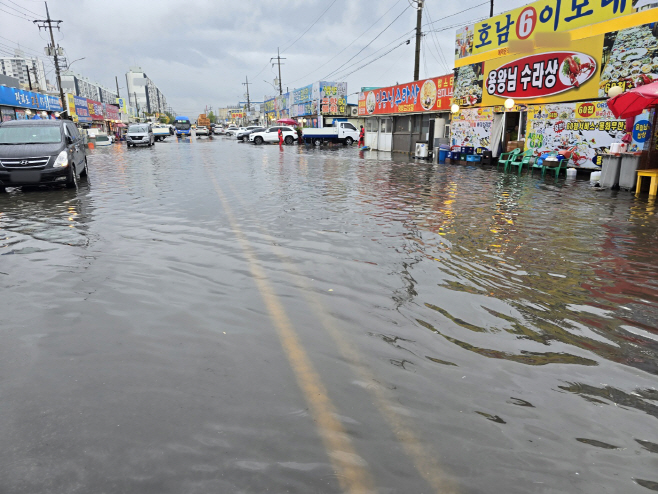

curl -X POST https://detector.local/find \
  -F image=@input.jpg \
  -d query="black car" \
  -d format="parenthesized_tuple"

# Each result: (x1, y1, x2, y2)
(0, 120, 88, 191)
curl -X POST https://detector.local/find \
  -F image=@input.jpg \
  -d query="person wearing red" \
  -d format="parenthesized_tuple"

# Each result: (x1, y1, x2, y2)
(358, 125, 365, 147)
(278, 128, 283, 146)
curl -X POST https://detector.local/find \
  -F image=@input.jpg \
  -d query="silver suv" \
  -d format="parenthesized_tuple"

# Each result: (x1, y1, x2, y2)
(126, 124, 155, 147)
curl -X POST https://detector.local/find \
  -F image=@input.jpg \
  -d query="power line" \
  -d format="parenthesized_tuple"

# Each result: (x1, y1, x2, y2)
(423, 3, 450, 74)
(281, 0, 337, 54)
(4, 0, 41, 16)
(422, 1, 488, 27)
(0, 7, 33, 21)
(335, 39, 411, 80)
(0, 1, 33, 18)
(287, 0, 404, 85)
(323, 4, 411, 80)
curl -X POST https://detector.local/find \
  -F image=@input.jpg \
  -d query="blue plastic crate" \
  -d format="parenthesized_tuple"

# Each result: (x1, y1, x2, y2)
(466, 154, 481, 162)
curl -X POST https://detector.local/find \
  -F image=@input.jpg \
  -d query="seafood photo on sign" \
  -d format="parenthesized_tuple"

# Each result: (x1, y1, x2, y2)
(453, 62, 483, 106)
(599, 23, 658, 97)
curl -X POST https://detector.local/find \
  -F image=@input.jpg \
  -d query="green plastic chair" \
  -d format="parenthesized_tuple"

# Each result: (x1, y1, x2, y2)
(542, 155, 567, 179)
(506, 149, 534, 175)
(530, 151, 558, 176)
(496, 148, 521, 171)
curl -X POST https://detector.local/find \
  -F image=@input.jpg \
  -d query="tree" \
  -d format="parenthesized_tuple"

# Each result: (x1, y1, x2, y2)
(208, 111, 216, 124)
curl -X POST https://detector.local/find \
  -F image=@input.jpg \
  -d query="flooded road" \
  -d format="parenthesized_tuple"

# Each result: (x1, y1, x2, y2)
(1, 136, 657, 493)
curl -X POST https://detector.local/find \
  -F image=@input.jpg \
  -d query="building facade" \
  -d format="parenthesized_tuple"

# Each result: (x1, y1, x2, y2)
(126, 66, 167, 116)
(0, 54, 47, 92)
(61, 71, 117, 104)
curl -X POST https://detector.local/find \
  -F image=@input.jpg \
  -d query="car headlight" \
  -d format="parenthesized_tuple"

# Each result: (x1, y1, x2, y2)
(53, 149, 69, 168)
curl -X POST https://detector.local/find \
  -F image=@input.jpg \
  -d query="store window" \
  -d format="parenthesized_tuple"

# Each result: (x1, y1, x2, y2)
(412, 115, 421, 133)
(1, 107, 15, 122)
(421, 115, 430, 139)
(381, 118, 391, 133)
(366, 119, 377, 132)
(395, 116, 411, 133)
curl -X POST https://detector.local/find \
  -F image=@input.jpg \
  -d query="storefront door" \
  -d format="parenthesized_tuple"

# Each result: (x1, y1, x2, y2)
(378, 118, 392, 152)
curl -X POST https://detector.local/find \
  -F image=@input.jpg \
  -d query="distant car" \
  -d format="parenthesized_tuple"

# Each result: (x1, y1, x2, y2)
(225, 126, 243, 137)
(196, 126, 209, 136)
(249, 126, 297, 145)
(213, 126, 225, 135)
(94, 134, 112, 147)
(0, 119, 88, 190)
(236, 126, 264, 142)
(126, 123, 155, 147)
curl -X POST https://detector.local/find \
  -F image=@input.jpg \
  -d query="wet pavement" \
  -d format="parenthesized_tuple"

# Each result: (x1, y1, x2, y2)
(1, 135, 658, 493)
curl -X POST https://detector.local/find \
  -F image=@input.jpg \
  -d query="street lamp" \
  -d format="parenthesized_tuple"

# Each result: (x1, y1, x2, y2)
(66, 57, 86, 70)
(25, 109, 32, 116)
(504, 98, 515, 110)
(450, 104, 460, 113)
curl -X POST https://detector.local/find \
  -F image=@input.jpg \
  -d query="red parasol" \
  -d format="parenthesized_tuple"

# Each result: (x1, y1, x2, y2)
(276, 118, 298, 126)
(607, 81, 658, 119)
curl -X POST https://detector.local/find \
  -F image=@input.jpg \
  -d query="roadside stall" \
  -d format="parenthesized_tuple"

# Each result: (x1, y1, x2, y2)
(358, 75, 453, 154)
(450, 0, 658, 170)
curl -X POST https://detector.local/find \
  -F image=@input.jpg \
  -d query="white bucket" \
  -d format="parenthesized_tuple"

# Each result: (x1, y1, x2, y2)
(590, 171, 602, 182)
(610, 143, 621, 153)
(566, 168, 577, 178)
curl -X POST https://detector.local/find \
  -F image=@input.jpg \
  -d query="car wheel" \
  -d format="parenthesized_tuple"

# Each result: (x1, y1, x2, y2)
(65, 162, 78, 189)
(242, 136, 249, 142)
(313, 138, 322, 146)
(285, 136, 294, 145)
(345, 137, 354, 146)
(80, 157, 89, 179)
(254, 136, 263, 145)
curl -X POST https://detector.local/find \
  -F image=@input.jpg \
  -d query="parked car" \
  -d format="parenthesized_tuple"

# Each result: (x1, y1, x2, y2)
(236, 126, 264, 142)
(94, 134, 112, 147)
(126, 124, 155, 147)
(213, 126, 225, 135)
(302, 121, 359, 146)
(0, 119, 88, 190)
(249, 126, 297, 145)
(225, 126, 244, 137)
(196, 126, 209, 136)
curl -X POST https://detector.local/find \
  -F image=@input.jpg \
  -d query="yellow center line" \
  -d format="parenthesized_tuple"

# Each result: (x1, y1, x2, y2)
(207, 173, 376, 494)
(224, 179, 458, 494)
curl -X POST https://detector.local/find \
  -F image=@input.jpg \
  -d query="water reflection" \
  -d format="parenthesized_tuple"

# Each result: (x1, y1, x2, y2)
(0, 184, 93, 252)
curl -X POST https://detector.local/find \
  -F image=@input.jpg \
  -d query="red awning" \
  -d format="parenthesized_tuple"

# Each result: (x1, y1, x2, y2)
(277, 118, 297, 126)
(607, 81, 658, 119)
(115, 123, 127, 127)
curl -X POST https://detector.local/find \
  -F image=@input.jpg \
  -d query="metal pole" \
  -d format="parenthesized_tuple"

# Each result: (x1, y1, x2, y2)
(115, 76, 120, 98)
(413, 0, 423, 81)
(490, 0, 494, 17)
(26, 64, 33, 90)
(44, 2, 66, 119)
(276, 48, 282, 96)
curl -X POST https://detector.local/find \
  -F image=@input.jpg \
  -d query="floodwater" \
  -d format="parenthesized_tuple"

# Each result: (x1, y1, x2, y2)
(1, 136, 657, 494)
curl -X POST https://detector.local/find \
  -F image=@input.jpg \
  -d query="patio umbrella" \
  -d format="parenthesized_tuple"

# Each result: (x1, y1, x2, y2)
(607, 80, 658, 119)
(31, 114, 42, 119)
(276, 118, 297, 126)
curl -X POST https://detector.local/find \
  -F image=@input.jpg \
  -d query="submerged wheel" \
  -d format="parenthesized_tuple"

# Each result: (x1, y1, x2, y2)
(313, 138, 322, 146)
(285, 136, 294, 145)
(80, 157, 89, 179)
(65, 162, 78, 189)
(254, 136, 263, 145)
(345, 137, 354, 146)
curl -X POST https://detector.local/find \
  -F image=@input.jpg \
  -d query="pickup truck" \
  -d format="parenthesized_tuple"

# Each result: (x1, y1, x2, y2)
(302, 121, 359, 146)
(152, 124, 171, 141)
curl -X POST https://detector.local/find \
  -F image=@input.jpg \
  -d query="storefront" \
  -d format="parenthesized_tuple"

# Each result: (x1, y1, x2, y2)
(290, 84, 319, 128)
(87, 99, 105, 130)
(358, 74, 453, 153)
(104, 103, 121, 136)
(0, 85, 62, 122)
(451, 0, 658, 169)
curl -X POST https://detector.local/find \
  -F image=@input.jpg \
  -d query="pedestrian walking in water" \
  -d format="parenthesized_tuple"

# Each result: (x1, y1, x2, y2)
(278, 128, 283, 146)
(358, 125, 365, 147)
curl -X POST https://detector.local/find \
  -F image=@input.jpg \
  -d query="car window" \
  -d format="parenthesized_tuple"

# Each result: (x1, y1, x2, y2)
(282, 127, 292, 132)
(343, 123, 357, 131)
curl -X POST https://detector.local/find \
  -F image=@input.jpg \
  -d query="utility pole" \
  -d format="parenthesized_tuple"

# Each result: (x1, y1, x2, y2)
(271, 48, 285, 96)
(134, 91, 139, 118)
(413, 0, 424, 81)
(34, 2, 67, 118)
(26, 65, 33, 90)
(242, 76, 251, 113)
(115, 76, 120, 98)
(490, 0, 494, 17)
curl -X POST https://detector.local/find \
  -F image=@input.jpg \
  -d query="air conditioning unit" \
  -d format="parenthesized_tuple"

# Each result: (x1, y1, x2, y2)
(415, 142, 428, 159)
(350, 107, 358, 117)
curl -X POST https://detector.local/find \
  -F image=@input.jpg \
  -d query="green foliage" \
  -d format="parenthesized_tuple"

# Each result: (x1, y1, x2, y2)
(208, 111, 216, 124)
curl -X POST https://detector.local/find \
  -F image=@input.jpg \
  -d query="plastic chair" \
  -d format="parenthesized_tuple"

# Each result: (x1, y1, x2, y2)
(496, 148, 521, 171)
(530, 151, 557, 176)
(542, 155, 567, 178)
(506, 149, 533, 175)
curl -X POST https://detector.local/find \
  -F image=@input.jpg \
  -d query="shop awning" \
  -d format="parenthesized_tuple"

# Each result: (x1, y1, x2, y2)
(608, 81, 658, 119)
(277, 118, 297, 126)
(115, 123, 127, 127)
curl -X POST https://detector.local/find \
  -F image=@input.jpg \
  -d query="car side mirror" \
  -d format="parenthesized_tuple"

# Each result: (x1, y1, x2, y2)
(66, 135, 74, 145)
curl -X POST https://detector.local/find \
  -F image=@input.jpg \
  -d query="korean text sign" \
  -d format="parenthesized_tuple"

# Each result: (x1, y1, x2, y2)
(481, 34, 603, 105)
(471, 0, 631, 57)
(360, 75, 454, 116)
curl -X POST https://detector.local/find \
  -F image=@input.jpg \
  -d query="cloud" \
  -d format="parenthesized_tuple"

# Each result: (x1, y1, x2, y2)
(2, 0, 527, 113)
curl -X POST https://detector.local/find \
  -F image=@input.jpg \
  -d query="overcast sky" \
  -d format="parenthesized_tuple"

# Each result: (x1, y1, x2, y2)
(1, 0, 527, 115)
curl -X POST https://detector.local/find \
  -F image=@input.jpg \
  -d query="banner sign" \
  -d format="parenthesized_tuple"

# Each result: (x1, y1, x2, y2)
(454, 34, 604, 106)
(105, 104, 120, 121)
(465, 0, 632, 59)
(359, 75, 454, 115)
(319, 81, 347, 115)
(74, 96, 91, 123)
(450, 107, 494, 149)
(87, 99, 104, 120)
(291, 84, 312, 105)
(0, 86, 62, 112)
(525, 101, 640, 168)
(598, 23, 658, 97)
